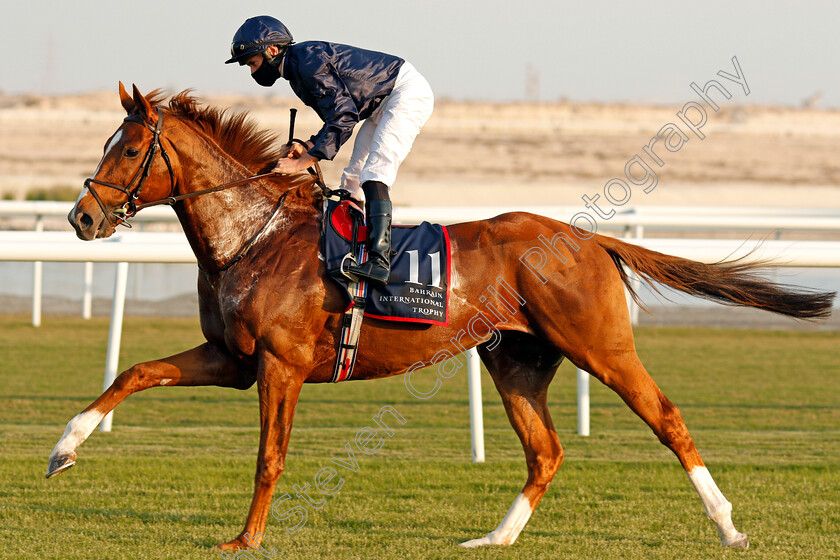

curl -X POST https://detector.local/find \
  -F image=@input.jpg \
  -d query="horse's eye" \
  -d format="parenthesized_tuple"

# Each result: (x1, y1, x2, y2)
(124, 147, 141, 158)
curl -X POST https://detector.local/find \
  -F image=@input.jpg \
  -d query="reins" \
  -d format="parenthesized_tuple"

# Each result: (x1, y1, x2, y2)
(84, 108, 328, 224)
(132, 172, 277, 211)
(84, 106, 329, 273)
(134, 152, 327, 212)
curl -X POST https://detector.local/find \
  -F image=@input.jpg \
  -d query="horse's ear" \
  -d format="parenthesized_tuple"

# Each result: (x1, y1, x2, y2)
(118, 82, 134, 114)
(131, 84, 157, 125)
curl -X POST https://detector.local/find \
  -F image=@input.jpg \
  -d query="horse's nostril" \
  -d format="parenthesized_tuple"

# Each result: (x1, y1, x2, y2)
(79, 213, 94, 229)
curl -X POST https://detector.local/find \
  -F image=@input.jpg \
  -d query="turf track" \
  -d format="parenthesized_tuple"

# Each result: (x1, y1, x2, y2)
(0, 316, 837, 559)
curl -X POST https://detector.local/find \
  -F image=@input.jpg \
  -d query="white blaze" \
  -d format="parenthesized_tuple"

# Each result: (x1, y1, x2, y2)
(74, 186, 89, 206)
(94, 130, 124, 177)
(74, 130, 124, 210)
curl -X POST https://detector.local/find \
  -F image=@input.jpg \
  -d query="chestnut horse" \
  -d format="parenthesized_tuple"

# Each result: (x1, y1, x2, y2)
(50, 85, 834, 551)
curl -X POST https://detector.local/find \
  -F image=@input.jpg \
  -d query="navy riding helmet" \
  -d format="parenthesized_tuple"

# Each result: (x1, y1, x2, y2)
(225, 16, 294, 65)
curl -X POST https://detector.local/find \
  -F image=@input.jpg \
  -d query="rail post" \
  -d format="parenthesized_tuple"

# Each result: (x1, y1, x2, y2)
(82, 262, 94, 319)
(99, 258, 129, 432)
(31, 215, 44, 327)
(577, 367, 590, 436)
(466, 348, 485, 463)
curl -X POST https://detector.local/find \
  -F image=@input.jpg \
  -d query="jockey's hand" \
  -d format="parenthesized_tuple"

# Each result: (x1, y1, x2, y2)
(278, 141, 309, 158)
(272, 150, 319, 175)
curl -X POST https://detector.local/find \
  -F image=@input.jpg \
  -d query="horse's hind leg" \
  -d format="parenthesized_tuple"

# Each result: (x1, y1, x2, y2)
(461, 332, 564, 548)
(46, 342, 252, 478)
(562, 313, 749, 548)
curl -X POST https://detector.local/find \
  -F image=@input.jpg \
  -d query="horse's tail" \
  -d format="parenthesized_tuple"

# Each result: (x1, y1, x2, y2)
(596, 235, 836, 320)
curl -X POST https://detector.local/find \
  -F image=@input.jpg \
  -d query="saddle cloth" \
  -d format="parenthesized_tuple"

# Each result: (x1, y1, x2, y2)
(323, 199, 450, 326)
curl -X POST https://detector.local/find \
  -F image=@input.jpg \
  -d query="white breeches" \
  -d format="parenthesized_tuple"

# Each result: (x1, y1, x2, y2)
(341, 62, 434, 200)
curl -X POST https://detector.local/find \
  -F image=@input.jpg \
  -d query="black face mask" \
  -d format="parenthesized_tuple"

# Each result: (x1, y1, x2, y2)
(251, 53, 282, 87)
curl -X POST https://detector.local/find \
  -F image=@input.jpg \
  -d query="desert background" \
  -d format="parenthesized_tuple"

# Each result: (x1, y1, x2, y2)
(1, 92, 838, 327)
(2, 91, 840, 209)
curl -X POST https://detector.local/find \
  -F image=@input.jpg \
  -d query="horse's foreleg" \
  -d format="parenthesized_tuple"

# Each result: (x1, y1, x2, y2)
(217, 352, 303, 552)
(46, 342, 251, 478)
(461, 336, 564, 548)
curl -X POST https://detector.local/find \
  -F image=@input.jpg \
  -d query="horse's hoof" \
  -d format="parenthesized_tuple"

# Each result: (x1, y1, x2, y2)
(724, 532, 749, 549)
(459, 533, 507, 547)
(45, 451, 77, 479)
(215, 538, 248, 551)
(460, 537, 491, 548)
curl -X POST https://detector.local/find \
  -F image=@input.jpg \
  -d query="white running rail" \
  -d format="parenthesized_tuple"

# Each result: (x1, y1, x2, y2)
(1, 230, 838, 449)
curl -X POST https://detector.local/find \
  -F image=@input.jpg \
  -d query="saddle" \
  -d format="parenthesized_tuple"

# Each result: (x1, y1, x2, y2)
(321, 193, 451, 381)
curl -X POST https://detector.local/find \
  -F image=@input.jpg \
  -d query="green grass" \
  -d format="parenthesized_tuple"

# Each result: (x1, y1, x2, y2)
(0, 315, 838, 559)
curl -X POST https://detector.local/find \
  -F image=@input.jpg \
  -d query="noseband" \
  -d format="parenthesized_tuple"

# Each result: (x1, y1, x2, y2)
(83, 107, 176, 228)
(82, 107, 330, 231)
(79, 108, 330, 271)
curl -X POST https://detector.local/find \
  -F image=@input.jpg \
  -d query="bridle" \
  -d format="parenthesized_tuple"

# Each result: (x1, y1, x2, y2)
(81, 106, 329, 273)
(83, 107, 326, 230)
(84, 108, 177, 228)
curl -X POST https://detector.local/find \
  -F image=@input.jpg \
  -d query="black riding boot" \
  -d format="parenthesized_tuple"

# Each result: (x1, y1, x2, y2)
(348, 181, 392, 287)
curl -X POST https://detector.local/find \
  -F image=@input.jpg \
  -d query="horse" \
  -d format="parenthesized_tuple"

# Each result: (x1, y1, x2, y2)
(50, 84, 835, 552)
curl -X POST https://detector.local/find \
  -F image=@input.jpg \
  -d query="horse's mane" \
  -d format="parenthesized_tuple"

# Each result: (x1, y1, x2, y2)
(145, 89, 320, 201)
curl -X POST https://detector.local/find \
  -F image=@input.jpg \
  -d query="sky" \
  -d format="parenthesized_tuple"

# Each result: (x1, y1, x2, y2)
(1, 1, 839, 107)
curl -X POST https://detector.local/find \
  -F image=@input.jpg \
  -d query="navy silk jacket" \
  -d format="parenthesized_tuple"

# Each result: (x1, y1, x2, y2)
(280, 41, 405, 161)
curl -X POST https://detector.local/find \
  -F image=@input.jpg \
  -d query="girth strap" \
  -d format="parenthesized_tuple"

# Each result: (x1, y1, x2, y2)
(331, 248, 369, 383)
(330, 205, 369, 383)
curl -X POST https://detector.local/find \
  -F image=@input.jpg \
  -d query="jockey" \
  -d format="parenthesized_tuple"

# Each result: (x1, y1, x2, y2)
(226, 15, 434, 287)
